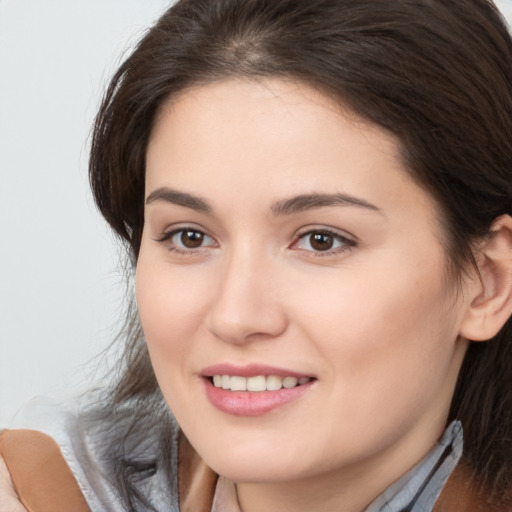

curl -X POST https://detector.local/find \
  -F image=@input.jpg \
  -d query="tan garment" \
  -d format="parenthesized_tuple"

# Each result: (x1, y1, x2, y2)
(1, 428, 510, 512)
(434, 464, 510, 512)
(178, 432, 218, 512)
(0, 430, 89, 512)
(0, 450, 29, 512)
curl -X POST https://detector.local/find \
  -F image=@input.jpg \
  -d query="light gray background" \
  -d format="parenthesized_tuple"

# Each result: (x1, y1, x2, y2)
(1, 0, 511, 425)
(0, 0, 173, 425)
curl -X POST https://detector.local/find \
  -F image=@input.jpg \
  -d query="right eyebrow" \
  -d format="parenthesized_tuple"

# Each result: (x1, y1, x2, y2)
(145, 187, 212, 213)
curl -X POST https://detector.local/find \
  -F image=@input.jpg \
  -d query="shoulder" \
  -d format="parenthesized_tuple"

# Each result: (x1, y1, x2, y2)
(0, 429, 89, 511)
(1, 397, 182, 511)
(0, 451, 28, 512)
(2, 397, 125, 510)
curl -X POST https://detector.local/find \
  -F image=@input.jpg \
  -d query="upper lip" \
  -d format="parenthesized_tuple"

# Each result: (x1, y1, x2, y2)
(200, 363, 314, 379)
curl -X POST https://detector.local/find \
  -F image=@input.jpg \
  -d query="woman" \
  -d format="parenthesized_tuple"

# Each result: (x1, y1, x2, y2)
(2, 0, 512, 510)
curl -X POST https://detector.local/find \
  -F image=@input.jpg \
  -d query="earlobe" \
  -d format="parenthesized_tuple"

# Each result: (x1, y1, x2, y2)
(459, 214, 512, 342)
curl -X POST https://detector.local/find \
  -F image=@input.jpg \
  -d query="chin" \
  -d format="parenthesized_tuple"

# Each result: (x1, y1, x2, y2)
(198, 437, 321, 483)
(208, 456, 301, 483)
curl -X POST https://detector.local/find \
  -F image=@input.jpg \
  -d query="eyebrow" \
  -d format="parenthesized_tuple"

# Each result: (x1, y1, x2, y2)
(145, 187, 380, 216)
(145, 187, 212, 213)
(270, 193, 381, 216)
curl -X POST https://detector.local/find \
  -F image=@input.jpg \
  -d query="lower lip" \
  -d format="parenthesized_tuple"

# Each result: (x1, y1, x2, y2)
(203, 378, 314, 416)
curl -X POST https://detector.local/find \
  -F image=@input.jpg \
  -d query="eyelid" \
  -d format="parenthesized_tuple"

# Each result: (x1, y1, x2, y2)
(154, 224, 219, 251)
(154, 221, 208, 241)
(296, 223, 355, 237)
(152, 223, 355, 256)
(291, 226, 356, 255)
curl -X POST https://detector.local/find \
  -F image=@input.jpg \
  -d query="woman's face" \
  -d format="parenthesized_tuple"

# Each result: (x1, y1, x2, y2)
(137, 79, 470, 489)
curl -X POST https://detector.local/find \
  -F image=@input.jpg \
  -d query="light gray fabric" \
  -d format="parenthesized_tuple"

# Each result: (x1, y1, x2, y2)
(9, 397, 462, 512)
(9, 396, 180, 512)
(364, 421, 463, 512)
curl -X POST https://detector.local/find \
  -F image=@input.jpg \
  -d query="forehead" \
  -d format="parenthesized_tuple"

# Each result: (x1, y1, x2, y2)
(148, 80, 394, 175)
(145, 78, 436, 225)
(149, 78, 398, 153)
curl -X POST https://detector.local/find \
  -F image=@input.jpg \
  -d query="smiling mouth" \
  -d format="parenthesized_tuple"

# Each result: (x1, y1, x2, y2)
(210, 375, 313, 392)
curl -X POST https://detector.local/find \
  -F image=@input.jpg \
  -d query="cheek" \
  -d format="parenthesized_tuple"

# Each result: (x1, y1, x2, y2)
(135, 256, 215, 418)
(135, 255, 210, 367)
(292, 250, 460, 412)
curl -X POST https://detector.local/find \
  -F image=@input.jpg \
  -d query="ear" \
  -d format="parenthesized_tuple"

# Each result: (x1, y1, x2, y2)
(459, 214, 512, 342)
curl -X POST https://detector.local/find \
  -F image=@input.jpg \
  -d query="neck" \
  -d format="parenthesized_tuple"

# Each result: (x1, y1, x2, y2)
(235, 419, 448, 512)
(236, 470, 379, 512)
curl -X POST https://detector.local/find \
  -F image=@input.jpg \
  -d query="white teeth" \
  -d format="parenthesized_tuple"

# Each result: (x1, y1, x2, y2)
(266, 375, 283, 391)
(247, 375, 266, 392)
(211, 374, 312, 391)
(230, 376, 247, 391)
(282, 376, 298, 389)
(221, 375, 231, 389)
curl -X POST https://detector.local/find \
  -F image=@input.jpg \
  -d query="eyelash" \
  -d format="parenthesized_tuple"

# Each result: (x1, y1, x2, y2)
(292, 228, 355, 257)
(155, 227, 355, 256)
(155, 228, 217, 255)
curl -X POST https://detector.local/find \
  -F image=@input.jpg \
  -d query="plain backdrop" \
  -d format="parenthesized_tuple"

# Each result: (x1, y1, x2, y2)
(0, 0, 173, 425)
(1, 0, 511, 426)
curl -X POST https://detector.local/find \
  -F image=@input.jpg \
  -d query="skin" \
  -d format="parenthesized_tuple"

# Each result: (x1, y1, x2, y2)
(0, 456, 27, 512)
(136, 78, 473, 512)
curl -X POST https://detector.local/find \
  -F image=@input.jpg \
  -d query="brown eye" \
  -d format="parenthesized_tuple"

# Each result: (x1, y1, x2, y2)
(294, 229, 352, 254)
(157, 227, 217, 252)
(180, 230, 205, 248)
(309, 232, 334, 251)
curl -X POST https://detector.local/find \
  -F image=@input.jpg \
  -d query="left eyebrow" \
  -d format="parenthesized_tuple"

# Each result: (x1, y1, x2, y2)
(270, 193, 381, 216)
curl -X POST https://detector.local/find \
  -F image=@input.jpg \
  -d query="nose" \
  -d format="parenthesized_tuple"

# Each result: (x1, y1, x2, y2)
(206, 248, 288, 345)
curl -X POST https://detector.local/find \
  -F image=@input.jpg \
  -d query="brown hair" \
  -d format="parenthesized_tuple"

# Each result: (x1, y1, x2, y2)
(90, 0, 512, 506)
